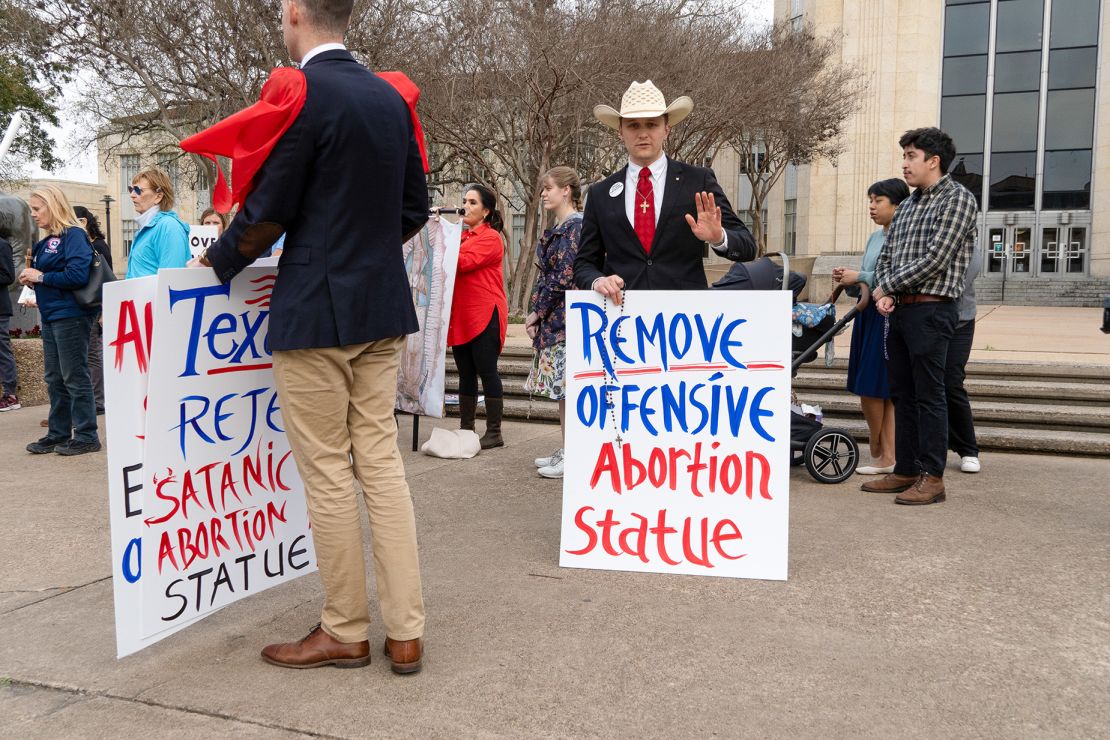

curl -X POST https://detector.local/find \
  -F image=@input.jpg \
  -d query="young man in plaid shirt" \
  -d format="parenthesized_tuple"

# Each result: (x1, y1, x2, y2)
(862, 127, 978, 505)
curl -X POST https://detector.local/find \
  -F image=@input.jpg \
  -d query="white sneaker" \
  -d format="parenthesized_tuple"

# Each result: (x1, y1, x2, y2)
(535, 448, 563, 468)
(856, 464, 895, 475)
(960, 456, 981, 473)
(538, 458, 564, 479)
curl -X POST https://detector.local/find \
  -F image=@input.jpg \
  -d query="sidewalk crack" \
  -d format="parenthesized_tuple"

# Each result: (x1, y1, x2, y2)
(0, 576, 111, 616)
(5, 678, 346, 739)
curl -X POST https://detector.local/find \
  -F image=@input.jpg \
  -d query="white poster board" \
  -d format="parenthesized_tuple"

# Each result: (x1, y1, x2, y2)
(559, 290, 792, 580)
(104, 276, 203, 657)
(137, 267, 316, 637)
(396, 219, 462, 417)
(188, 224, 219, 259)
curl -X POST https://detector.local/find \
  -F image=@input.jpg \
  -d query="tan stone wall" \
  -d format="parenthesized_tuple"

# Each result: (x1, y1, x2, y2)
(773, 0, 943, 259)
(1091, 2, 1110, 278)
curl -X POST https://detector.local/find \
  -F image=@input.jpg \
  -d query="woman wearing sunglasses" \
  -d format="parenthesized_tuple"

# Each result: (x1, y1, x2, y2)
(124, 166, 190, 279)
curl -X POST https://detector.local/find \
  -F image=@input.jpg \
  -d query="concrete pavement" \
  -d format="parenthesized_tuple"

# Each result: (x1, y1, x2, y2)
(1, 405, 1108, 738)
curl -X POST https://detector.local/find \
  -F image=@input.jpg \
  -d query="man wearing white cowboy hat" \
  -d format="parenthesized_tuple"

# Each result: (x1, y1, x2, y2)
(574, 80, 755, 301)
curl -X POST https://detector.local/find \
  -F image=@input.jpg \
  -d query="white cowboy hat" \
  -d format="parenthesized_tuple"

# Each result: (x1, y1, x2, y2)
(593, 80, 694, 130)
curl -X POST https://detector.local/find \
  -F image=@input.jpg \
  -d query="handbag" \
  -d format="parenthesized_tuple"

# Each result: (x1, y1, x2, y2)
(73, 246, 118, 310)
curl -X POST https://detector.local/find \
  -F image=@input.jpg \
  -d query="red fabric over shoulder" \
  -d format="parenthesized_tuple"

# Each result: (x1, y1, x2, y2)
(179, 67, 307, 214)
(378, 71, 430, 173)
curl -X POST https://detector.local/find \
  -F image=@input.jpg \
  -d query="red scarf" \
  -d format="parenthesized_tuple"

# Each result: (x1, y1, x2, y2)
(180, 68, 430, 214)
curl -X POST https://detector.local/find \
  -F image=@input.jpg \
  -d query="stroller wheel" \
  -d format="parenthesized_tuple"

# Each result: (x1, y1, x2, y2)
(804, 428, 859, 484)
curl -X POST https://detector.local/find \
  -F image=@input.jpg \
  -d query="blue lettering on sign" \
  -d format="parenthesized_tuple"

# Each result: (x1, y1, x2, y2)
(169, 283, 272, 377)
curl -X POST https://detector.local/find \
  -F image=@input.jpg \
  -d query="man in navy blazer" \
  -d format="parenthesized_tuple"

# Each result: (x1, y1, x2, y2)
(194, 0, 427, 674)
(574, 81, 756, 301)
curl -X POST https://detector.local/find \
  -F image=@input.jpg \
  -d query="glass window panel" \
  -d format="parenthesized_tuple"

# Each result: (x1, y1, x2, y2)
(989, 152, 1037, 210)
(1040, 227, 1060, 274)
(941, 95, 986, 152)
(1066, 229, 1087, 273)
(996, 0, 1045, 53)
(949, 153, 984, 206)
(987, 228, 1005, 273)
(991, 93, 1040, 151)
(994, 51, 1041, 92)
(1011, 227, 1032, 273)
(943, 55, 988, 95)
(1049, 47, 1098, 89)
(944, 4, 990, 56)
(1050, 0, 1100, 48)
(1045, 89, 1095, 149)
(1042, 149, 1092, 210)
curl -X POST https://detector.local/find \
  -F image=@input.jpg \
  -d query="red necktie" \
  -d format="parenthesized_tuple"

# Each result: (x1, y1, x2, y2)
(634, 167, 656, 254)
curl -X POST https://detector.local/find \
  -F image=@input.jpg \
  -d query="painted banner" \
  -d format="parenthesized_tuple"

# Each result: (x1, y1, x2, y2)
(396, 218, 462, 417)
(559, 290, 792, 580)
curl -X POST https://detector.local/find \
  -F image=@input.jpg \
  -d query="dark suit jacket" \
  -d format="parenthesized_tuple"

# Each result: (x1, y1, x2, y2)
(574, 157, 755, 290)
(0, 237, 13, 317)
(207, 49, 427, 351)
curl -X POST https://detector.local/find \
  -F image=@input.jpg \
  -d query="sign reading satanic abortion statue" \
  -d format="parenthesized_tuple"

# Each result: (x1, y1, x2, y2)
(559, 290, 792, 580)
(103, 268, 316, 657)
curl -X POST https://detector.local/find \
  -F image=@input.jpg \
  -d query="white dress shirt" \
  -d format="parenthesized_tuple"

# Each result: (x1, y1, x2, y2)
(625, 155, 667, 227)
(299, 42, 347, 67)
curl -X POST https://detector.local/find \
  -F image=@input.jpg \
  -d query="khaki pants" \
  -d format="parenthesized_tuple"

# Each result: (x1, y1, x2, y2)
(273, 336, 425, 643)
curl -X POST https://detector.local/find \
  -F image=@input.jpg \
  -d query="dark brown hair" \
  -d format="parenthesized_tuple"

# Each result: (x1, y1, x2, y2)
(465, 183, 505, 232)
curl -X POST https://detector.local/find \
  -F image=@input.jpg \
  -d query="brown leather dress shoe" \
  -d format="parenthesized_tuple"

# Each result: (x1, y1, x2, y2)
(383, 637, 423, 674)
(895, 474, 946, 505)
(860, 472, 918, 493)
(261, 624, 371, 669)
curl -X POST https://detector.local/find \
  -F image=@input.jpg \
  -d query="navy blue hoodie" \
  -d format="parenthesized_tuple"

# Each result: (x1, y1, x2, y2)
(31, 226, 97, 322)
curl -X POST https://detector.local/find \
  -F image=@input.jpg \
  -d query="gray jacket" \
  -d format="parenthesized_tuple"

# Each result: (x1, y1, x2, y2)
(956, 241, 982, 323)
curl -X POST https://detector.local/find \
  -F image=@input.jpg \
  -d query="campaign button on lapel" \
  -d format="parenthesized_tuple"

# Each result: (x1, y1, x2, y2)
(609, 182, 624, 197)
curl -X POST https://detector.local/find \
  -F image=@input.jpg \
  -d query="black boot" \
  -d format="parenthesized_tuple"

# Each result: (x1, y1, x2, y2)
(480, 397, 504, 449)
(459, 395, 477, 431)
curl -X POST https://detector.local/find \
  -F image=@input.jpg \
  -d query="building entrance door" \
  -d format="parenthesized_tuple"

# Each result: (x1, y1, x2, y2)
(986, 226, 1033, 277)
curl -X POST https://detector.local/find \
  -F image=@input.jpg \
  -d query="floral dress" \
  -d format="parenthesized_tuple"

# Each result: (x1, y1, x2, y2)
(523, 213, 582, 400)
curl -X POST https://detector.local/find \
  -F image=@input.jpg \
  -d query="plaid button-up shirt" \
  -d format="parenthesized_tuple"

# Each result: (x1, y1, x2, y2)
(875, 174, 978, 299)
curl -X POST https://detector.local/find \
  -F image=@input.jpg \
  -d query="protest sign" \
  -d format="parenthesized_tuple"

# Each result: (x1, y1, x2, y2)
(559, 290, 792, 580)
(104, 276, 204, 657)
(135, 267, 315, 638)
(188, 224, 219, 259)
(396, 218, 461, 417)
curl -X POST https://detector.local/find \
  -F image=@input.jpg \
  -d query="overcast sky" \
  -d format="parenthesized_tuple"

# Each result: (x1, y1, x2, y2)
(29, 0, 776, 184)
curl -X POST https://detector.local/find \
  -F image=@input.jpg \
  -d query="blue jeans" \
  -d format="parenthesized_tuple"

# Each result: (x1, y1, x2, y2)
(0, 315, 16, 395)
(42, 315, 99, 444)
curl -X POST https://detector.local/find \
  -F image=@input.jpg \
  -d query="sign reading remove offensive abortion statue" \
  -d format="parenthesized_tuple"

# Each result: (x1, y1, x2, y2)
(135, 268, 316, 640)
(560, 290, 792, 580)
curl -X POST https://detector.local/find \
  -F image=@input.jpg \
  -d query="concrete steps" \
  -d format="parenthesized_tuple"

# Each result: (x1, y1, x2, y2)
(443, 348, 1110, 457)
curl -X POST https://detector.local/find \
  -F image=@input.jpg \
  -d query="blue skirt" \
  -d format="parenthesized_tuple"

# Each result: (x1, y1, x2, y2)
(846, 301, 890, 399)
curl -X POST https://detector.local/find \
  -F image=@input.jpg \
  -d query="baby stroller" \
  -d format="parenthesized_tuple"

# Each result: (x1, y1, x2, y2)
(713, 253, 871, 484)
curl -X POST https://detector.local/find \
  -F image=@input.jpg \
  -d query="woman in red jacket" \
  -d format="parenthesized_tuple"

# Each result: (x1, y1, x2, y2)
(448, 184, 508, 449)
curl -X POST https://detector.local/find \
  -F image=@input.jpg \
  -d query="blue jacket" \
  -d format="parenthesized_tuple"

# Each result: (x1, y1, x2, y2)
(31, 226, 97, 322)
(125, 209, 190, 279)
(205, 50, 427, 351)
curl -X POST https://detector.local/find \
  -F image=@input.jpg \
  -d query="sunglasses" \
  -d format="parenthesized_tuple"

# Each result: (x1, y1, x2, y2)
(127, 185, 161, 195)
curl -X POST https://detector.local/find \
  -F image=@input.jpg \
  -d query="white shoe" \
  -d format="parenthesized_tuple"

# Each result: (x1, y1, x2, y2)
(538, 458, 564, 479)
(856, 464, 895, 475)
(960, 456, 980, 473)
(535, 448, 563, 468)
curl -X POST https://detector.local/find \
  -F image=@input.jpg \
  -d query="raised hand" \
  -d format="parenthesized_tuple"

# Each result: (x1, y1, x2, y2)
(684, 191, 724, 245)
